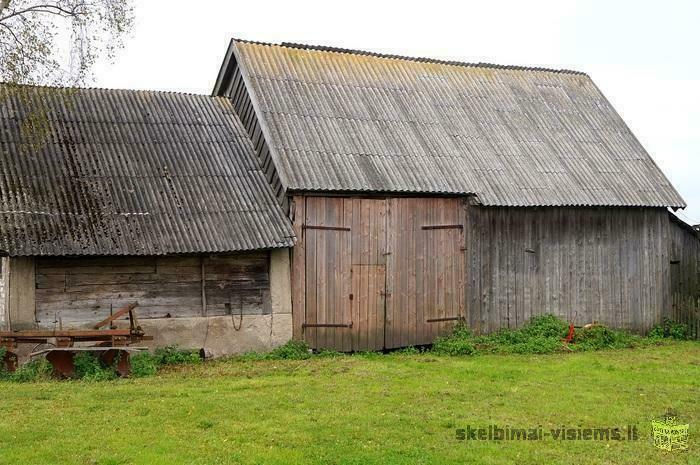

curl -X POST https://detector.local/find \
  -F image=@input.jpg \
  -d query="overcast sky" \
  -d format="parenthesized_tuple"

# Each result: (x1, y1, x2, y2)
(94, 0, 700, 224)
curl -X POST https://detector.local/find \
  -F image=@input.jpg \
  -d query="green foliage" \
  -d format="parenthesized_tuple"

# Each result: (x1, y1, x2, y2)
(519, 314, 569, 339)
(390, 346, 423, 356)
(0, 0, 135, 86)
(570, 326, 641, 351)
(129, 352, 159, 378)
(433, 323, 478, 355)
(3, 358, 53, 382)
(433, 315, 569, 356)
(129, 346, 201, 377)
(242, 340, 313, 361)
(153, 346, 201, 366)
(268, 340, 312, 360)
(73, 352, 117, 381)
(315, 348, 344, 358)
(432, 336, 477, 356)
(649, 319, 690, 340)
(1, 346, 202, 383)
(429, 314, 652, 356)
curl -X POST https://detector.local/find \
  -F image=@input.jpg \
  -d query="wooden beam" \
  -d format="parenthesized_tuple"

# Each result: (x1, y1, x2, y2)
(92, 303, 138, 329)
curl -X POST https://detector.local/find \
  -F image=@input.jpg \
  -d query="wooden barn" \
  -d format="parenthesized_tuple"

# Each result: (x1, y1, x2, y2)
(0, 85, 295, 357)
(2, 41, 697, 356)
(213, 39, 695, 351)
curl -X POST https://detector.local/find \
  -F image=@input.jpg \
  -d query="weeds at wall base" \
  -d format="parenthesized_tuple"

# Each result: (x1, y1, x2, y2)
(0, 317, 693, 382)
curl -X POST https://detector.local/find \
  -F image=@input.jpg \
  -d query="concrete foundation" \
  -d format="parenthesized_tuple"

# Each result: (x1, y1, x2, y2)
(126, 313, 293, 358)
(131, 249, 294, 357)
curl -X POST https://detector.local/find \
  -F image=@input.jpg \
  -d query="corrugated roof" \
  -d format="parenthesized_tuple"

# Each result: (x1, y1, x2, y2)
(0, 84, 295, 256)
(222, 39, 686, 208)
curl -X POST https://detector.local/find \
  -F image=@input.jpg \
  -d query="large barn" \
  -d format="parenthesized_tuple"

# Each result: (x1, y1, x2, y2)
(0, 85, 295, 357)
(212, 39, 697, 351)
(1, 40, 698, 355)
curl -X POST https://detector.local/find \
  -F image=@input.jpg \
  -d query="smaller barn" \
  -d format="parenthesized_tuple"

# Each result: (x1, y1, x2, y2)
(0, 84, 295, 357)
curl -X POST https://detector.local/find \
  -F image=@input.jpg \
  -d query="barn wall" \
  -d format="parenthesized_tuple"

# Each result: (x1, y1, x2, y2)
(35, 253, 272, 327)
(466, 206, 671, 333)
(3, 251, 292, 357)
(666, 217, 700, 338)
(668, 217, 700, 298)
(292, 196, 674, 348)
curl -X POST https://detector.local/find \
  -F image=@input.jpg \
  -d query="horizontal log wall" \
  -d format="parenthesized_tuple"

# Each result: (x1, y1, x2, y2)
(35, 253, 271, 328)
(465, 206, 671, 333)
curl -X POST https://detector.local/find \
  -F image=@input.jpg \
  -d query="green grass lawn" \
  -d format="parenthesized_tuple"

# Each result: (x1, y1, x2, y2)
(0, 342, 698, 465)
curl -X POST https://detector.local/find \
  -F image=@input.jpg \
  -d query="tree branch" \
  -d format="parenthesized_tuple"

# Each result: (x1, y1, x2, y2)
(0, 3, 84, 22)
(0, 21, 24, 47)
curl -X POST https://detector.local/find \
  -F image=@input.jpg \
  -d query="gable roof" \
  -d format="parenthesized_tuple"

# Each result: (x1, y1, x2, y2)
(0, 84, 295, 256)
(214, 39, 686, 209)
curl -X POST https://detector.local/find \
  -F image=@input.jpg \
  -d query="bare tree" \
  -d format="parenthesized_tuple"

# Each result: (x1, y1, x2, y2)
(0, 0, 134, 86)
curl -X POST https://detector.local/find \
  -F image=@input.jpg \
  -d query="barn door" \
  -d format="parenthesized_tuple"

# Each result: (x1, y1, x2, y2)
(302, 197, 387, 351)
(302, 197, 354, 351)
(298, 196, 465, 351)
(385, 198, 466, 348)
(349, 199, 387, 352)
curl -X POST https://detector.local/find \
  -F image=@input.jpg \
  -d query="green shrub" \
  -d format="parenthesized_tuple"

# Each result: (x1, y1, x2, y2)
(2, 358, 53, 382)
(649, 319, 689, 340)
(475, 314, 569, 355)
(73, 352, 117, 381)
(266, 340, 312, 360)
(433, 335, 477, 356)
(130, 352, 160, 378)
(127, 347, 200, 377)
(241, 340, 317, 361)
(153, 346, 201, 366)
(570, 326, 639, 351)
(520, 314, 569, 339)
(432, 315, 571, 356)
(432, 322, 477, 356)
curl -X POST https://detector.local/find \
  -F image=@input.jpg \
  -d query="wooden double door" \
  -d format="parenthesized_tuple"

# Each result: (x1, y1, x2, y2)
(293, 196, 466, 351)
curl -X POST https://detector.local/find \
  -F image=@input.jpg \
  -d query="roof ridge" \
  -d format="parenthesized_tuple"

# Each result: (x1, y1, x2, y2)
(233, 38, 588, 77)
(0, 81, 213, 98)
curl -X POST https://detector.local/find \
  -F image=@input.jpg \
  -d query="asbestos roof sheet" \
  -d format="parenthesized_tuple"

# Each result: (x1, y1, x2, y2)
(0, 84, 295, 256)
(226, 40, 685, 208)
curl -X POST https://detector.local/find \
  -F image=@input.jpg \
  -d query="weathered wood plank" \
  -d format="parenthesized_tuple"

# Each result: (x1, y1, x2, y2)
(35, 251, 272, 327)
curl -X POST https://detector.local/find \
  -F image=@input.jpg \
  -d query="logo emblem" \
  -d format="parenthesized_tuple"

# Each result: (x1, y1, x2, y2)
(652, 413, 689, 451)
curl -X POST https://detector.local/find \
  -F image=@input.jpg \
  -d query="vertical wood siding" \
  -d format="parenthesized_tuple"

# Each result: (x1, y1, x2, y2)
(465, 207, 671, 333)
(35, 253, 271, 328)
(385, 197, 466, 348)
(219, 61, 288, 210)
(669, 218, 700, 298)
(293, 196, 683, 349)
(294, 196, 465, 350)
(667, 218, 700, 338)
